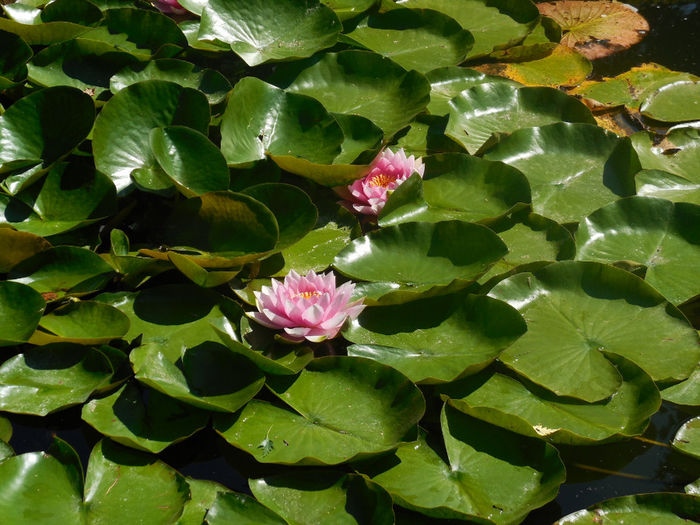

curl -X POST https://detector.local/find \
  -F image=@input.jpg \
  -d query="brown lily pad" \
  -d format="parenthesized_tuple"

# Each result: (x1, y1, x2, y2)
(538, 1, 649, 60)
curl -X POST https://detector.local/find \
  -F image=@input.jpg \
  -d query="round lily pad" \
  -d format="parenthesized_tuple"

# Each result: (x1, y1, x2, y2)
(359, 404, 565, 524)
(488, 261, 700, 402)
(0, 281, 45, 346)
(199, 0, 341, 66)
(440, 353, 661, 445)
(483, 122, 639, 224)
(345, 292, 526, 383)
(640, 80, 700, 123)
(446, 83, 594, 154)
(632, 126, 700, 184)
(0, 30, 31, 89)
(344, 8, 474, 73)
(672, 417, 700, 460)
(555, 493, 700, 524)
(576, 197, 700, 305)
(31, 300, 130, 345)
(0, 344, 113, 416)
(205, 491, 286, 525)
(662, 368, 700, 407)
(636, 170, 700, 206)
(215, 356, 425, 464)
(537, 0, 649, 60)
(277, 50, 430, 136)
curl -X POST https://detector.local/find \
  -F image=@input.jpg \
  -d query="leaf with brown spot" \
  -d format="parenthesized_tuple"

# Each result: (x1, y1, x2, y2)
(538, 1, 649, 59)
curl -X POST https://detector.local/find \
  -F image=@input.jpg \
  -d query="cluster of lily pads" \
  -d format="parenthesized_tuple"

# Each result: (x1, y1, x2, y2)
(0, 0, 698, 523)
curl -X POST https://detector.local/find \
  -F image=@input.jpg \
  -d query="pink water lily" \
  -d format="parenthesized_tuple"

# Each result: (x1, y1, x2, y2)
(153, 0, 187, 14)
(340, 147, 425, 216)
(249, 270, 365, 343)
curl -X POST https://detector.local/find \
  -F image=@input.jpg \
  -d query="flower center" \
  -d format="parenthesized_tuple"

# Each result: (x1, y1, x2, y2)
(368, 173, 397, 188)
(293, 290, 322, 300)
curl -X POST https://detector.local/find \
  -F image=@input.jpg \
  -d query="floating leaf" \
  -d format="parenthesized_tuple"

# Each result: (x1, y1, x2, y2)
(0, 30, 31, 89)
(344, 8, 474, 73)
(555, 493, 700, 524)
(0, 229, 51, 273)
(672, 417, 700, 460)
(0, 344, 113, 416)
(446, 83, 594, 154)
(199, 0, 341, 66)
(31, 301, 129, 345)
(322, 0, 376, 20)
(484, 122, 639, 224)
(488, 261, 700, 402)
(636, 170, 700, 206)
(205, 491, 286, 525)
(639, 80, 700, 122)
(537, 0, 649, 60)
(345, 292, 526, 383)
(631, 126, 700, 184)
(576, 197, 700, 305)
(662, 368, 700, 407)
(0, 281, 45, 346)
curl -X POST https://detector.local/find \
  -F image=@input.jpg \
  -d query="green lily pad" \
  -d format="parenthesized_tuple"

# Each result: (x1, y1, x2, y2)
(220, 77, 343, 168)
(0, 30, 31, 89)
(84, 440, 190, 525)
(672, 417, 700, 460)
(150, 126, 230, 197)
(0, 229, 50, 273)
(640, 80, 700, 122)
(215, 356, 425, 464)
(392, 115, 466, 157)
(130, 341, 265, 413)
(570, 63, 699, 110)
(425, 66, 520, 116)
(479, 209, 575, 286)
(31, 300, 129, 345)
(27, 38, 139, 97)
(484, 122, 639, 224)
(0, 86, 94, 193)
(345, 292, 526, 383)
(333, 220, 507, 285)
(344, 8, 473, 73)
(322, 0, 376, 20)
(79, 7, 187, 59)
(0, 10, 92, 45)
(92, 80, 210, 194)
(359, 404, 565, 524)
(168, 253, 240, 289)
(554, 493, 700, 524)
(205, 491, 286, 525)
(177, 478, 229, 525)
(96, 284, 243, 349)
(111, 59, 232, 104)
(82, 382, 209, 454)
(395, 0, 540, 58)
(662, 368, 700, 407)
(199, 0, 341, 66)
(0, 344, 113, 416)
(250, 471, 394, 525)
(9, 246, 114, 300)
(575, 197, 700, 305)
(446, 83, 594, 154)
(632, 126, 700, 184)
(277, 50, 430, 136)
(0, 417, 11, 443)
(106, 230, 172, 289)
(0, 450, 85, 523)
(636, 170, 700, 206)
(0, 281, 45, 346)
(440, 353, 661, 445)
(488, 261, 700, 402)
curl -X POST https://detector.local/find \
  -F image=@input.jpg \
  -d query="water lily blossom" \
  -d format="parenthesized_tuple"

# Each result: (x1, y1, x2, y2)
(153, 0, 187, 14)
(249, 270, 365, 343)
(341, 147, 425, 216)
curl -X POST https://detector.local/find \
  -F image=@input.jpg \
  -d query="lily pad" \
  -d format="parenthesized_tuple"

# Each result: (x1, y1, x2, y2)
(334, 220, 508, 286)
(130, 341, 265, 413)
(92, 80, 210, 194)
(555, 493, 700, 524)
(344, 8, 474, 73)
(631, 126, 700, 184)
(82, 382, 208, 454)
(0, 30, 31, 89)
(0, 229, 51, 273)
(205, 491, 286, 525)
(662, 368, 700, 407)
(672, 417, 700, 460)
(636, 170, 700, 206)
(199, 0, 341, 66)
(0, 281, 45, 346)
(359, 404, 565, 524)
(0, 344, 113, 416)
(111, 59, 232, 105)
(483, 122, 639, 224)
(395, 0, 540, 58)
(446, 83, 594, 154)
(345, 292, 526, 383)
(575, 197, 700, 305)
(215, 356, 425, 464)
(322, 0, 376, 20)
(440, 353, 661, 445)
(537, 0, 649, 60)
(487, 261, 700, 402)
(9, 246, 114, 300)
(640, 80, 700, 123)
(0, 9, 92, 45)
(250, 471, 394, 525)
(31, 301, 130, 345)
(277, 50, 430, 136)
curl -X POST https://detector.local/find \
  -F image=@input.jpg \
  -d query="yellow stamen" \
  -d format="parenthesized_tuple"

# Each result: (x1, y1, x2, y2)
(369, 173, 396, 188)
(294, 291, 321, 299)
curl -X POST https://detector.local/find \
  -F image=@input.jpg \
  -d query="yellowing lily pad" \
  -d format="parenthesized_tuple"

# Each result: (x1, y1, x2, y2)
(537, 0, 649, 60)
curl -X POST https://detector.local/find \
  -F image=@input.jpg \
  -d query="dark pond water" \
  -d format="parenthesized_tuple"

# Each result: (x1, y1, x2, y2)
(4, 2, 700, 523)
